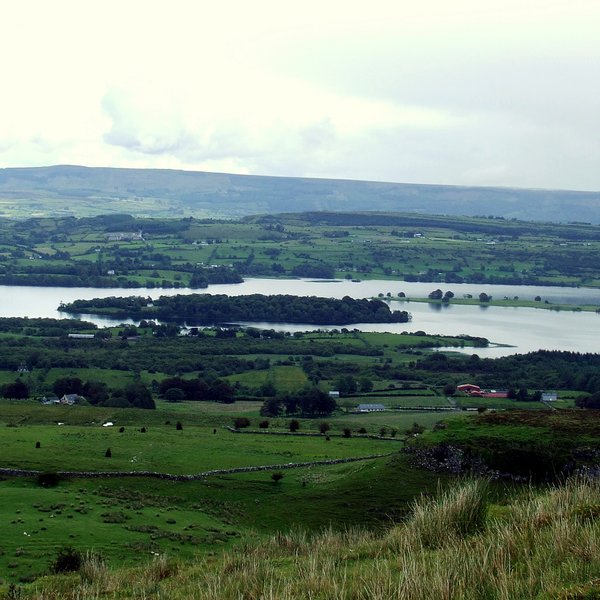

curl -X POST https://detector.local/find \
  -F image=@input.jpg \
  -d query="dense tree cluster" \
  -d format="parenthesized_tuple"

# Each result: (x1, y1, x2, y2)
(415, 350, 600, 394)
(158, 375, 235, 403)
(260, 386, 337, 417)
(50, 376, 155, 409)
(61, 294, 411, 325)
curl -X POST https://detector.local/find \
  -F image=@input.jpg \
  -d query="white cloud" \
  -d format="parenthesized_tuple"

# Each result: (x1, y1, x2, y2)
(0, 0, 599, 189)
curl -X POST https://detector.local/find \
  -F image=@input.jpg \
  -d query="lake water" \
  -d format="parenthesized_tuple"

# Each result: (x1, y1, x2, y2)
(0, 278, 598, 357)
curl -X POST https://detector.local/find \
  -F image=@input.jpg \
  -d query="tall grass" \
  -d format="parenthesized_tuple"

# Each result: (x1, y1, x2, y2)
(19, 477, 600, 599)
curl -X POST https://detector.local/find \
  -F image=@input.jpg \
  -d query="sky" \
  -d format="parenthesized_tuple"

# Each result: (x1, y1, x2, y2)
(1, 0, 599, 190)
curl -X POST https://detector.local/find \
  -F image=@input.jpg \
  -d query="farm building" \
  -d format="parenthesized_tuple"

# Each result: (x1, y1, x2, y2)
(457, 384, 481, 393)
(41, 395, 60, 405)
(60, 394, 81, 405)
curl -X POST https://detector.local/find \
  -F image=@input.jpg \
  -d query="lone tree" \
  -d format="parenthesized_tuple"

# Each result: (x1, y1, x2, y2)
(176, 421, 183, 431)
(105, 448, 112, 458)
(289, 419, 300, 432)
(271, 472, 284, 483)
(319, 422, 331, 435)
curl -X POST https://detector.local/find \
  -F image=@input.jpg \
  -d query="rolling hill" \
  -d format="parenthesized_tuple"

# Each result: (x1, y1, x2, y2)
(1, 164, 599, 222)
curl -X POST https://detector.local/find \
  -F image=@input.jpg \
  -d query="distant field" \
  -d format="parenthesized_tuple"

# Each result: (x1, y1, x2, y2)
(3, 208, 600, 290)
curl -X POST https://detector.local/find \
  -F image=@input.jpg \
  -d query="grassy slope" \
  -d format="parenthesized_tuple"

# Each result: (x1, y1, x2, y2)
(0, 453, 440, 586)
(17, 478, 600, 599)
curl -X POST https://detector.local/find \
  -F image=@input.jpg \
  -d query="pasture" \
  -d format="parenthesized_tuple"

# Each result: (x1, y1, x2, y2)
(0, 397, 458, 584)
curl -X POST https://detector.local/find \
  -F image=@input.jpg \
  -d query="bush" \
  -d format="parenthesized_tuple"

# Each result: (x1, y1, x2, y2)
(289, 419, 300, 432)
(319, 422, 331, 434)
(105, 448, 112, 458)
(37, 472, 60, 488)
(259, 420, 269, 429)
(234, 417, 251, 429)
(271, 472, 284, 483)
(176, 421, 183, 431)
(50, 546, 82, 573)
(407, 422, 425, 435)
(342, 428, 352, 438)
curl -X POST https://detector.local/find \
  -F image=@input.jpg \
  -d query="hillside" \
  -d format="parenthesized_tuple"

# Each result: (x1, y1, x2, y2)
(20, 478, 600, 599)
(1, 165, 599, 223)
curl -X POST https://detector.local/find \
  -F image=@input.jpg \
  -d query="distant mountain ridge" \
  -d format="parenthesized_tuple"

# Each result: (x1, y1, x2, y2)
(0, 165, 599, 223)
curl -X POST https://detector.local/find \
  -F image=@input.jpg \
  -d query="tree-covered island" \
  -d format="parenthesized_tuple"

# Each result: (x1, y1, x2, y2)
(59, 294, 411, 325)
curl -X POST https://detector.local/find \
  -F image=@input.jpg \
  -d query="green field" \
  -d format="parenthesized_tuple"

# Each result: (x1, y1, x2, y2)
(0, 396, 449, 585)
(3, 210, 600, 290)
(0, 423, 387, 474)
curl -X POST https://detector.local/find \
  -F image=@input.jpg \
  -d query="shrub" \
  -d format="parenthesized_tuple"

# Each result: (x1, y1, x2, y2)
(37, 472, 60, 488)
(50, 546, 82, 573)
(343, 428, 352, 438)
(271, 472, 284, 483)
(289, 419, 300, 432)
(234, 417, 251, 429)
(35, 441, 41, 449)
(119, 426, 125, 433)
(140, 427, 146, 433)
(406, 422, 425, 435)
(105, 448, 112, 458)
(259, 420, 269, 429)
(358, 427, 367, 434)
(319, 422, 331, 434)
(176, 421, 183, 431)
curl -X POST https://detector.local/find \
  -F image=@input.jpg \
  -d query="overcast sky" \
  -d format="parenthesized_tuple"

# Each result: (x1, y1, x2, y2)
(1, 0, 599, 190)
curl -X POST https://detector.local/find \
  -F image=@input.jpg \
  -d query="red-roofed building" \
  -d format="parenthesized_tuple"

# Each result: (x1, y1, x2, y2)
(457, 384, 481, 393)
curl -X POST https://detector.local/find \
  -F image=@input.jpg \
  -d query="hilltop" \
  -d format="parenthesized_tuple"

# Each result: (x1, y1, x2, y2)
(1, 165, 599, 222)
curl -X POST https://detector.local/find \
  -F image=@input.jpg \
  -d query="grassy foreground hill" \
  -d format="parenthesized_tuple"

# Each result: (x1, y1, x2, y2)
(12, 477, 600, 599)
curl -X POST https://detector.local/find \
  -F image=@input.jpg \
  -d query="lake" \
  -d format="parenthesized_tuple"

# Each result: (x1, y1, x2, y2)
(0, 278, 598, 357)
